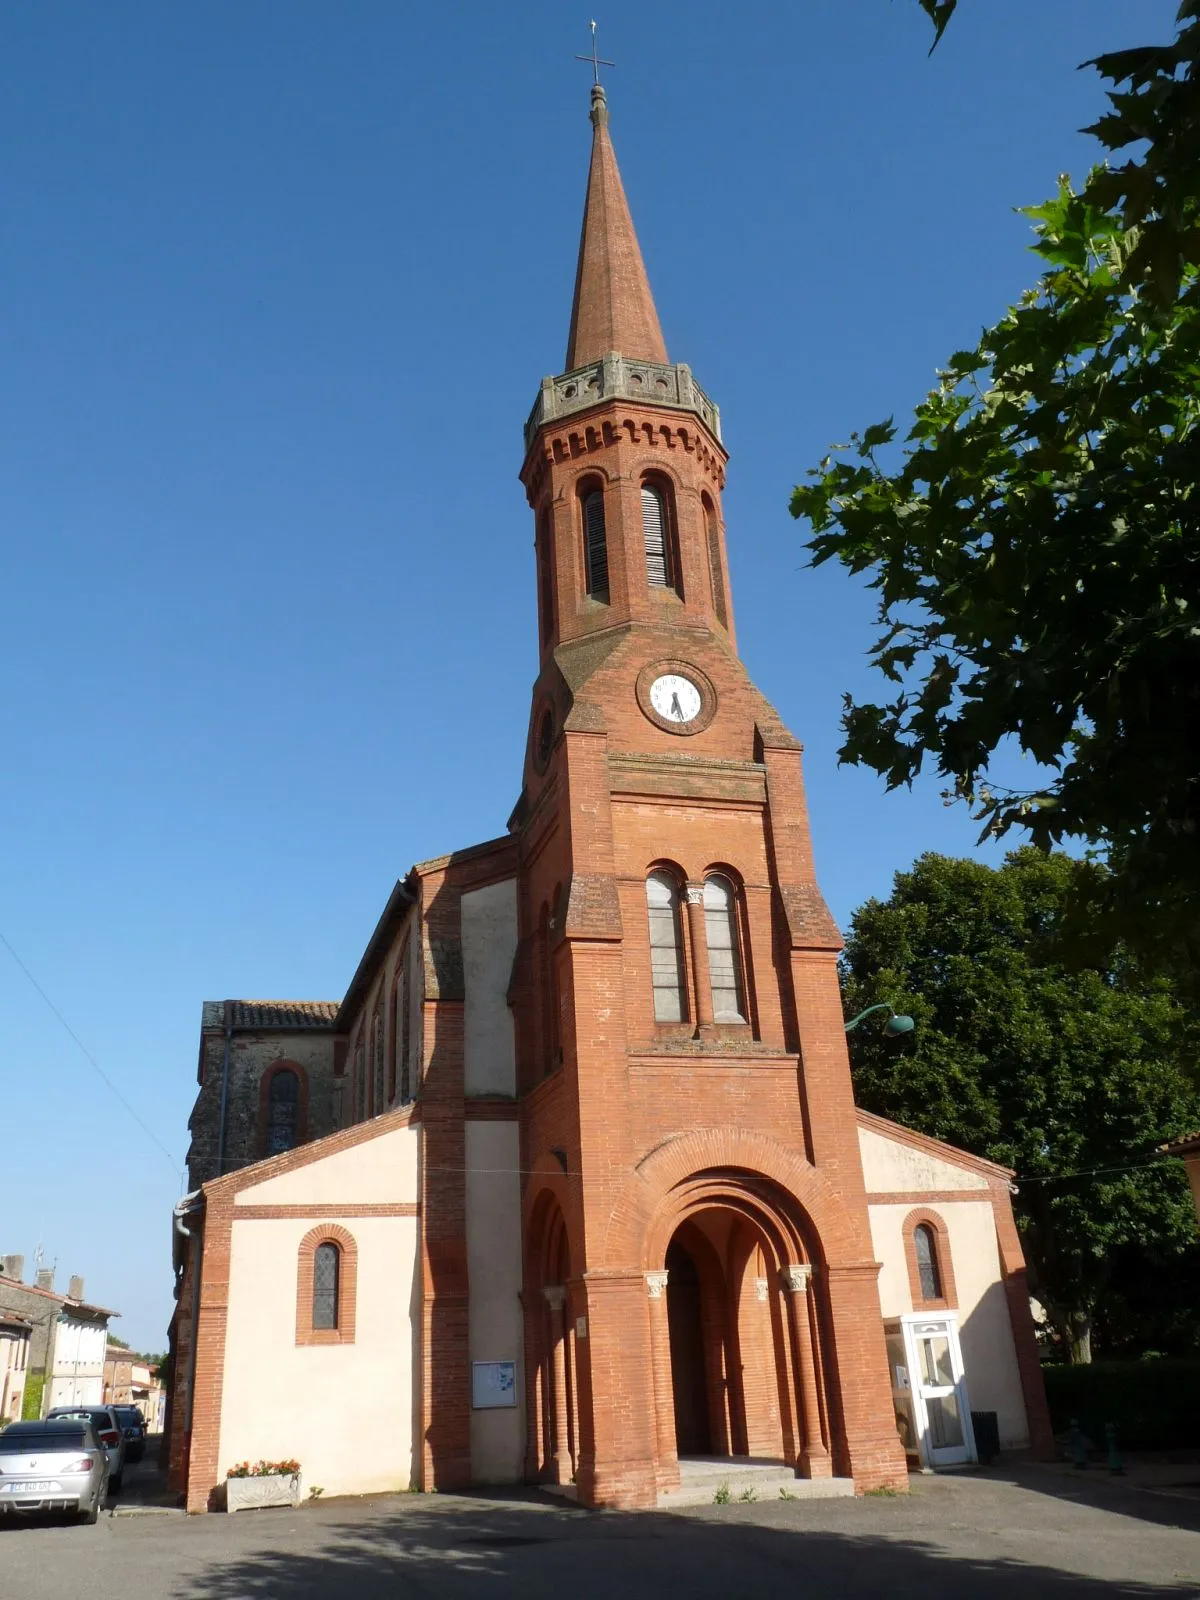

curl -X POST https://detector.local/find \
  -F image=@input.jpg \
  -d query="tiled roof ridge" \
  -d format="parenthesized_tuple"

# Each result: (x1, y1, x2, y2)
(0, 1273, 116, 1318)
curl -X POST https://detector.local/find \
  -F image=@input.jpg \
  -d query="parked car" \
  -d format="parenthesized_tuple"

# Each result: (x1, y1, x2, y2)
(113, 1405, 146, 1463)
(46, 1405, 126, 1490)
(0, 1418, 110, 1524)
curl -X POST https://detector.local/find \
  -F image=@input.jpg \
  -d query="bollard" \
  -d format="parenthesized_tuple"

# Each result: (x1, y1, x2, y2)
(1105, 1422, 1123, 1476)
(1067, 1417, 1088, 1469)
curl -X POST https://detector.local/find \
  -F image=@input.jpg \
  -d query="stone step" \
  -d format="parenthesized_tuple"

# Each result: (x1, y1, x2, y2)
(659, 1461, 856, 1509)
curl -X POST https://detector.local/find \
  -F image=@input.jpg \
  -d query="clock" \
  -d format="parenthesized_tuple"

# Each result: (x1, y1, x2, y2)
(649, 673, 703, 726)
(636, 660, 718, 735)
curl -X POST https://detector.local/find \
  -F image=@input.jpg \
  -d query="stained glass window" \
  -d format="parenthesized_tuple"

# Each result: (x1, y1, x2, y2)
(312, 1243, 340, 1330)
(914, 1225, 942, 1301)
(265, 1070, 299, 1155)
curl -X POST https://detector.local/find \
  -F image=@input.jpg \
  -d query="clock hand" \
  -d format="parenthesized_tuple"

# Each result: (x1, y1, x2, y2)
(670, 692, 684, 721)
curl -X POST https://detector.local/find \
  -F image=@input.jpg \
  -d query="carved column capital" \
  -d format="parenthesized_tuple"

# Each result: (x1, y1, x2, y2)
(754, 1276, 770, 1303)
(782, 1263, 813, 1294)
(646, 1270, 670, 1300)
(544, 1285, 567, 1311)
(685, 883, 705, 906)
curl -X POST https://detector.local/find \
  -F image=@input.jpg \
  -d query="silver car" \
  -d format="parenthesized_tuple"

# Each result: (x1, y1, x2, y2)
(0, 1418, 109, 1524)
(46, 1405, 126, 1489)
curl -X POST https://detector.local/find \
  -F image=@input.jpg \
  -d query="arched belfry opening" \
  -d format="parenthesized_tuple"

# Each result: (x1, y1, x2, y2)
(647, 1177, 834, 1488)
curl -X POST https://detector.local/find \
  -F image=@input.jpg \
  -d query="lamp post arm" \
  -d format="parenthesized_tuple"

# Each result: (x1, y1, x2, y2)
(843, 1003, 896, 1033)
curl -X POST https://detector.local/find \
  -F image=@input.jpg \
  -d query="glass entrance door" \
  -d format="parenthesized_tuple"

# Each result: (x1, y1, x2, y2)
(903, 1316, 975, 1468)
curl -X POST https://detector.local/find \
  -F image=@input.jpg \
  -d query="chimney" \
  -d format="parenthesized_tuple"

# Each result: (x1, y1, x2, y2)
(36, 1268, 55, 1292)
(68, 1275, 85, 1301)
(1, 1255, 22, 1282)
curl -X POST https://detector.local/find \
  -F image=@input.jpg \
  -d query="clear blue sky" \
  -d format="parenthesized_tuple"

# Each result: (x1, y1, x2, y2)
(0, 0, 1175, 1351)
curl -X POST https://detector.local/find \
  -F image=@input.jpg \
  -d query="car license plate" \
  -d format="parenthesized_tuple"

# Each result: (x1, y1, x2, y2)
(5, 1480, 59, 1493)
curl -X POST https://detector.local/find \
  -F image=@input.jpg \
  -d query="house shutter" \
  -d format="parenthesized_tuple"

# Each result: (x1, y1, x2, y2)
(642, 485, 669, 587)
(583, 491, 609, 599)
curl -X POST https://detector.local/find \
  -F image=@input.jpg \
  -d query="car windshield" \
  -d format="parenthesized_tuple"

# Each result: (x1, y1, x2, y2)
(0, 1428, 88, 1452)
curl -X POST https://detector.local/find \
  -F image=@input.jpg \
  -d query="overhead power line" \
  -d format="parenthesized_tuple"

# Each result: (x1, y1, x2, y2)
(0, 928, 183, 1182)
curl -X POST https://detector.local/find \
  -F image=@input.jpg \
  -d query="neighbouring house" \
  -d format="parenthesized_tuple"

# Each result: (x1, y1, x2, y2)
(0, 1259, 117, 1416)
(0, 1312, 32, 1422)
(164, 82, 1052, 1514)
(103, 1348, 166, 1431)
(1161, 1132, 1200, 1226)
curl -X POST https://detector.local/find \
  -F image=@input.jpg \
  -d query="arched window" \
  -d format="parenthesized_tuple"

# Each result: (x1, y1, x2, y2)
(581, 487, 609, 600)
(398, 954, 413, 1103)
(903, 1210, 956, 1310)
(914, 1225, 941, 1301)
(703, 493, 728, 628)
(703, 875, 747, 1023)
(312, 1243, 340, 1330)
(353, 1035, 366, 1121)
(296, 1225, 358, 1345)
(396, 947, 416, 1100)
(265, 1069, 300, 1155)
(641, 483, 672, 589)
(646, 872, 687, 1023)
(537, 510, 555, 648)
(373, 1007, 385, 1114)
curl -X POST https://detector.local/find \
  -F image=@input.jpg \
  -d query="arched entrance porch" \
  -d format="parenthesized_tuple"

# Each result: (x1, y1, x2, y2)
(522, 1189, 581, 1487)
(646, 1180, 833, 1491)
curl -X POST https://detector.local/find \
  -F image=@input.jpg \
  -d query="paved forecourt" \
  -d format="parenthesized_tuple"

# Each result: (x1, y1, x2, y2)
(1, 1468, 1198, 1600)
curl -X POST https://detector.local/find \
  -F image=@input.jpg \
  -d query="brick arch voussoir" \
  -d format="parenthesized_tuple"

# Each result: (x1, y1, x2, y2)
(604, 1128, 863, 1268)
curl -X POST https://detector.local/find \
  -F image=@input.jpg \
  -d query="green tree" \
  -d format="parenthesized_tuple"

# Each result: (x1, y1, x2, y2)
(842, 849, 1200, 1362)
(792, 4, 1200, 966)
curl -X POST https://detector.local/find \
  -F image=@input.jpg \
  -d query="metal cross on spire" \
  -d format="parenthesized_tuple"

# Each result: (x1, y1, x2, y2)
(575, 20, 614, 85)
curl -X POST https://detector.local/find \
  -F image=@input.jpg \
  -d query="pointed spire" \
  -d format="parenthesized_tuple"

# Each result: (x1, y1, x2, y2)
(565, 84, 668, 370)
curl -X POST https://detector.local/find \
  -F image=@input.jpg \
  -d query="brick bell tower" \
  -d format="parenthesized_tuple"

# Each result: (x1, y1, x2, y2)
(512, 83, 908, 1508)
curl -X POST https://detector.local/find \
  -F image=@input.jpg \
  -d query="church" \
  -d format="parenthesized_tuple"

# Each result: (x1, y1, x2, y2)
(164, 83, 1051, 1513)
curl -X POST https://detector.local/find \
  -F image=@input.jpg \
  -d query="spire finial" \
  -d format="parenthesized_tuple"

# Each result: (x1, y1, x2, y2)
(575, 20, 614, 86)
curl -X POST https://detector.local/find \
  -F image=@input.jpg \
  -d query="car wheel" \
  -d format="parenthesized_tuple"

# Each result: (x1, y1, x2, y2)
(80, 1499, 99, 1526)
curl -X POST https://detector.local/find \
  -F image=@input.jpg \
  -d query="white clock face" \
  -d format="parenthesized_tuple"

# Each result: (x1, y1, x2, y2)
(649, 673, 703, 725)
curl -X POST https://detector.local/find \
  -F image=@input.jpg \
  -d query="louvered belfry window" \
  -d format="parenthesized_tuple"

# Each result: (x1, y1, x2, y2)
(704, 875, 747, 1022)
(582, 489, 609, 600)
(641, 483, 672, 588)
(646, 872, 687, 1023)
(312, 1242, 340, 1330)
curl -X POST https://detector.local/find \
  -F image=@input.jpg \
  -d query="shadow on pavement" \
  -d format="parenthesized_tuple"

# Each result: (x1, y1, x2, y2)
(177, 1493, 1194, 1600)
(983, 1459, 1200, 1537)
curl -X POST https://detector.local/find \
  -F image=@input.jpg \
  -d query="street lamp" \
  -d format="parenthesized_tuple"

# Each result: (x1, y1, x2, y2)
(843, 1003, 915, 1038)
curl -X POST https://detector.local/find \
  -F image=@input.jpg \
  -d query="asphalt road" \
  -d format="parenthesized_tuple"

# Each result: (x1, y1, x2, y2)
(2, 1464, 1199, 1599)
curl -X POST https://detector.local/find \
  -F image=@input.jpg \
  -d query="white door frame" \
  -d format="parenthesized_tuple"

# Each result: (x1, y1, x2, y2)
(900, 1312, 976, 1469)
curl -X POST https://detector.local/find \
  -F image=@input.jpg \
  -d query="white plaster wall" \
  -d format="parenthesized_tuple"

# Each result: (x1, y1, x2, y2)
(868, 1199, 1029, 1449)
(235, 1124, 419, 1206)
(461, 878, 517, 1098)
(219, 1213, 418, 1496)
(48, 1321, 107, 1409)
(858, 1126, 990, 1193)
(465, 1120, 524, 1483)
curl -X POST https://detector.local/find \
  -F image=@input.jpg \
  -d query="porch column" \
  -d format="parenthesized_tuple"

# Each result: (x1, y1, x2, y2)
(646, 1270, 679, 1492)
(520, 1289, 546, 1480)
(545, 1286, 572, 1485)
(684, 884, 715, 1031)
(782, 1265, 832, 1478)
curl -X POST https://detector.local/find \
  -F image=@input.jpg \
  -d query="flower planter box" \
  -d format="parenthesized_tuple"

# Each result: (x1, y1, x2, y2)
(226, 1472, 303, 1513)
